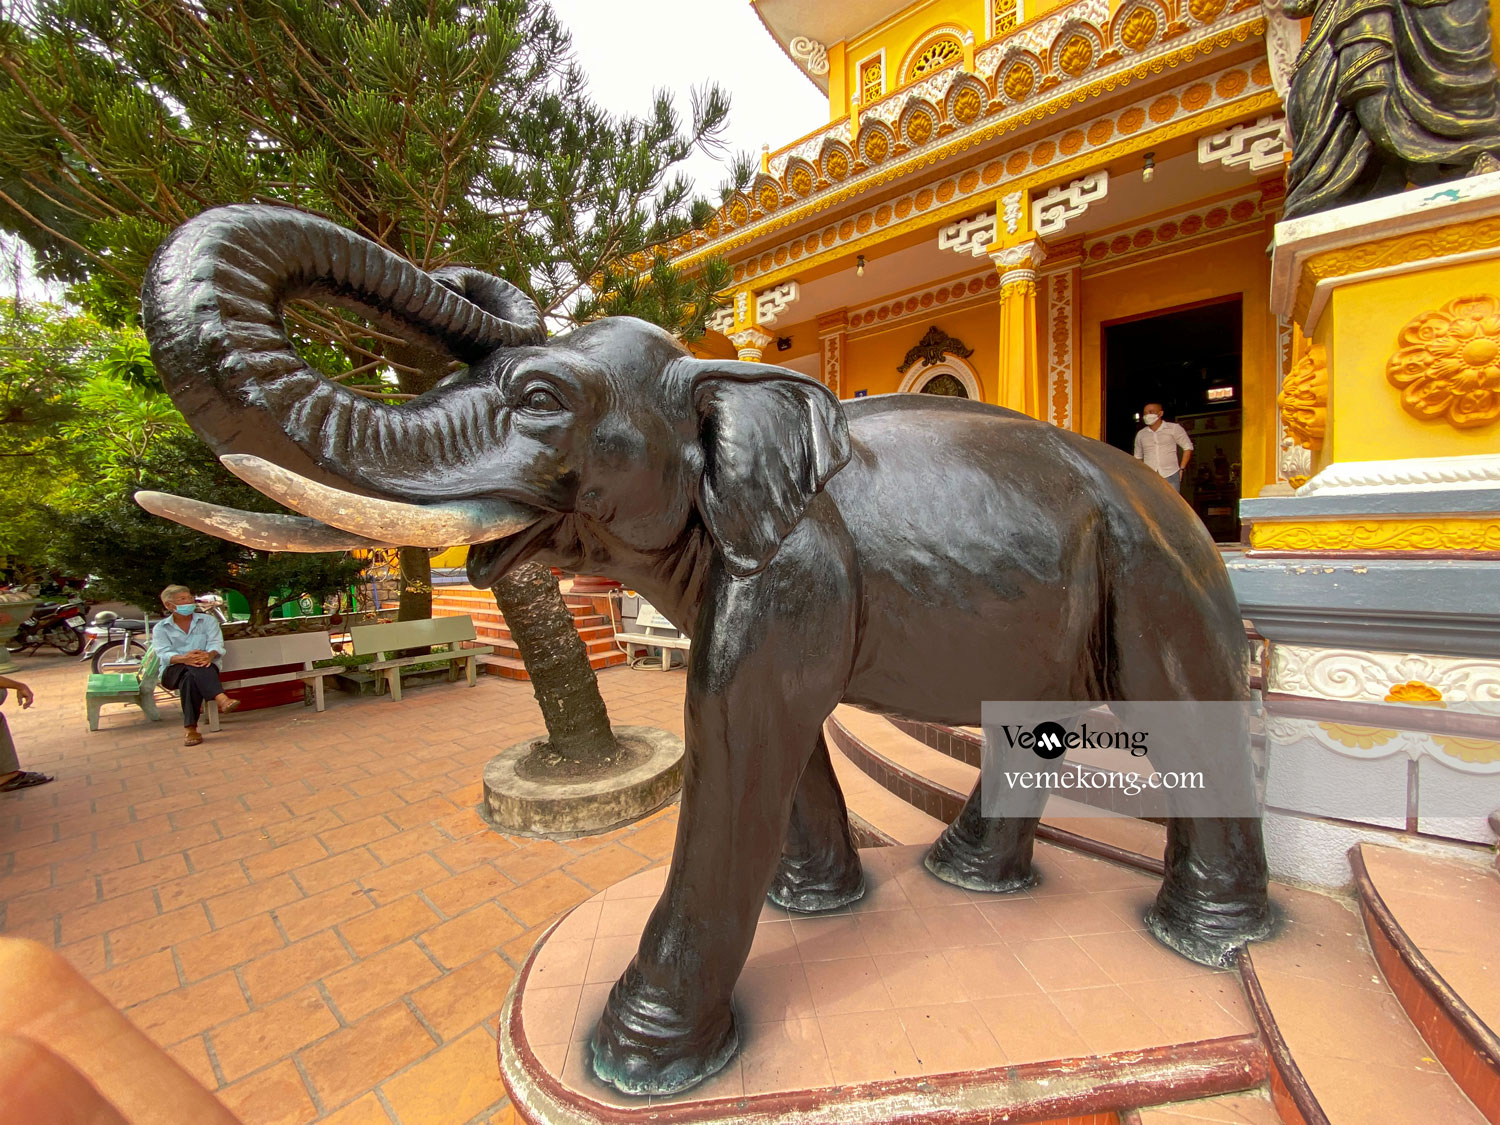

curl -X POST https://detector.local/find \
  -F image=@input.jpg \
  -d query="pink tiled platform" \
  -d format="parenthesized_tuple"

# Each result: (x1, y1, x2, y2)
(500, 843, 1269, 1124)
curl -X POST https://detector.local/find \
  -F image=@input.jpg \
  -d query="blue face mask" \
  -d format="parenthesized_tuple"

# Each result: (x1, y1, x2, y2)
(172, 604, 195, 617)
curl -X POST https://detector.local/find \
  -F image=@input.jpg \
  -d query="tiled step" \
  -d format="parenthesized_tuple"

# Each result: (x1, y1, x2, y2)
(826, 706, 1167, 876)
(823, 713, 947, 847)
(1125, 1088, 1280, 1123)
(1352, 843, 1500, 1120)
(1241, 882, 1489, 1125)
(434, 584, 626, 681)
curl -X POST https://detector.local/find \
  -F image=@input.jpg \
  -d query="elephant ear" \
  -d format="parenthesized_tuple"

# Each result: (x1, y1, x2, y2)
(682, 359, 851, 577)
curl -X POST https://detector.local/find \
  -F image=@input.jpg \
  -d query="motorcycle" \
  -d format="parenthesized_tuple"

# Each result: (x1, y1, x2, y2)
(83, 610, 152, 673)
(6, 598, 90, 657)
(82, 594, 232, 673)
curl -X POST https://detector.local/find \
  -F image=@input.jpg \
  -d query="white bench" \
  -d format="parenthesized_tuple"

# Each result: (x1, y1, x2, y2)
(201, 632, 338, 731)
(348, 616, 492, 702)
(610, 592, 690, 670)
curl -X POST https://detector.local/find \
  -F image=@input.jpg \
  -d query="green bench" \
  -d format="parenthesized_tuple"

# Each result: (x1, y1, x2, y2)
(348, 615, 492, 702)
(86, 647, 164, 730)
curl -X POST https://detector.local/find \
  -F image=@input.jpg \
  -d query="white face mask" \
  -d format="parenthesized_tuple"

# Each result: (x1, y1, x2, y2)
(1143, 413, 1161, 425)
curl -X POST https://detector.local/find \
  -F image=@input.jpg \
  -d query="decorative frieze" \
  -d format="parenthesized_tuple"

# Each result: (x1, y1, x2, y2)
(1043, 268, 1078, 428)
(1197, 114, 1289, 172)
(938, 211, 999, 257)
(1269, 644, 1500, 704)
(848, 270, 999, 332)
(1083, 189, 1266, 267)
(1032, 171, 1108, 236)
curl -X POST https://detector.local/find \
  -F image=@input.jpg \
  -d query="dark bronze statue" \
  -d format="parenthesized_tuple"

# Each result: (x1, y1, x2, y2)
(1283, 0, 1500, 219)
(138, 205, 1272, 1097)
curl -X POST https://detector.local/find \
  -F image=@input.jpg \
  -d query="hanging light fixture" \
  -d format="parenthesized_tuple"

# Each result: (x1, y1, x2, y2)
(1142, 151, 1156, 184)
(856, 254, 866, 277)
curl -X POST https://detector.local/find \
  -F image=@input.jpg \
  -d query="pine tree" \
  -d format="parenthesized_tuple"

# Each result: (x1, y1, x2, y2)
(0, 0, 744, 764)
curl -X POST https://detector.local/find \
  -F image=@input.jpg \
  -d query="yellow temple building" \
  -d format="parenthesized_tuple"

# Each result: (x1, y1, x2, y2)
(672, 0, 1304, 539)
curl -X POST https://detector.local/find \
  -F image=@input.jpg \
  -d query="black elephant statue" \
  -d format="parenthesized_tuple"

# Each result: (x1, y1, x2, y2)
(137, 205, 1272, 1097)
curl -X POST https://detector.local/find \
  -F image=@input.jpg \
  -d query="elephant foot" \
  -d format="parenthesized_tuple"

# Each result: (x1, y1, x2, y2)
(767, 851, 866, 913)
(924, 830, 1037, 894)
(589, 966, 738, 1097)
(1144, 890, 1276, 968)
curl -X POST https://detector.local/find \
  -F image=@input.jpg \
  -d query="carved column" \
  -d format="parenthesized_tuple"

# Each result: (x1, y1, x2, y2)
(1038, 238, 1083, 430)
(817, 309, 848, 396)
(991, 238, 1047, 418)
(730, 327, 775, 362)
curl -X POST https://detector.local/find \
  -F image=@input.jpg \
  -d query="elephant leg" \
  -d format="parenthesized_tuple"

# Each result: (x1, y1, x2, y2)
(1108, 580, 1273, 968)
(590, 519, 856, 1097)
(768, 730, 865, 913)
(925, 767, 1050, 893)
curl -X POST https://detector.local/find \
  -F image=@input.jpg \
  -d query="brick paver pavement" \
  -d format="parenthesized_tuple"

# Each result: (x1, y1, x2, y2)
(0, 650, 687, 1124)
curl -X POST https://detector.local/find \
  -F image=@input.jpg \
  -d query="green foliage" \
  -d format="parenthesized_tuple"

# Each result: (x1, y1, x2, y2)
(0, 0, 744, 344)
(52, 430, 366, 622)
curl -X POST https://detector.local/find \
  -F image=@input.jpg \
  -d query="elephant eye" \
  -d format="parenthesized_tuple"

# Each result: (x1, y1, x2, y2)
(519, 386, 564, 413)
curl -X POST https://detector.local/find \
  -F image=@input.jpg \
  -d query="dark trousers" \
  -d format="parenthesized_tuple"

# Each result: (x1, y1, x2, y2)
(161, 663, 224, 726)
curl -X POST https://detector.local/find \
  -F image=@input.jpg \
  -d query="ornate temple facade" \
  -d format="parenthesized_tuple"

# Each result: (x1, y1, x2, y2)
(674, 0, 1302, 534)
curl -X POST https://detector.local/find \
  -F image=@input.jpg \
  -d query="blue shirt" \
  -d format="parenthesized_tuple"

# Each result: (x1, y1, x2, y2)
(151, 612, 226, 663)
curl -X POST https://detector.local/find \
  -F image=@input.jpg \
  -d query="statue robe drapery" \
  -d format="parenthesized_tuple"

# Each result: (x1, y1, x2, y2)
(1283, 0, 1500, 218)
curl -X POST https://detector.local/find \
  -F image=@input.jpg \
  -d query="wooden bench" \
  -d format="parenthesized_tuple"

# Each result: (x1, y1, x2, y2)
(202, 632, 338, 730)
(86, 647, 164, 730)
(348, 616, 492, 702)
(610, 593, 690, 670)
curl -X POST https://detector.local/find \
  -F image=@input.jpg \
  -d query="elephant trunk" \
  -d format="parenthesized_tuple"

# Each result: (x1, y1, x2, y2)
(141, 204, 543, 503)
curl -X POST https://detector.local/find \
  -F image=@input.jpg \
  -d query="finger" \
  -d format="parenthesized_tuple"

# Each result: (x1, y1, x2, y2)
(0, 940, 241, 1125)
(0, 1034, 130, 1125)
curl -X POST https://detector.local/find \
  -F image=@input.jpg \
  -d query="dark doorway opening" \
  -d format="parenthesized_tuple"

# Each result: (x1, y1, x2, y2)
(1104, 298, 1243, 543)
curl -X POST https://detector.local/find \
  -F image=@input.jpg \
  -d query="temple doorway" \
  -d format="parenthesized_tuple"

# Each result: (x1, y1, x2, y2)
(1103, 297, 1243, 543)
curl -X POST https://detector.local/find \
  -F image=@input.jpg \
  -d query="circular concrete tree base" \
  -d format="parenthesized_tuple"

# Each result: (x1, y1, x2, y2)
(479, 725, 684, 839)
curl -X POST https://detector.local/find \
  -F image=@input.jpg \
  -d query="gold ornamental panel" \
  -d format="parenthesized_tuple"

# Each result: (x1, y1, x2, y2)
(1386, 294, 1500, 430)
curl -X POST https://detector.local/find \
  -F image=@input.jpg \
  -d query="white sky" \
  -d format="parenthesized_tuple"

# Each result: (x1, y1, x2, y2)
(547, 0, 828, 200)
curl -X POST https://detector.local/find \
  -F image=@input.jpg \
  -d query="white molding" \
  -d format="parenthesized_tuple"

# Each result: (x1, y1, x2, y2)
(937, 211, 999, 257)
(1197, 115, 1288, 173)
(1298, 454, 1500, 496)
(898, 354, 982, 399)
(1270, 644, 1500, 703)
(729, 327, 774, 361)
(788, 37, 830, 76)
(755, 281, 800, 327)
(1032, 172, 1108, 236)
(707, 307, 736, 335)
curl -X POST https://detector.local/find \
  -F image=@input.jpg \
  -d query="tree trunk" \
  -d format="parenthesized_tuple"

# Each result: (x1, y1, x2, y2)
(491, 562, 618, 763)
(396, 546, 432, 622)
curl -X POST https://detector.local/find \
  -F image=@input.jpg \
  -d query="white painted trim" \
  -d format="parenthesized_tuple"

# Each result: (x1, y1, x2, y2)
(898, 354, 982, 399)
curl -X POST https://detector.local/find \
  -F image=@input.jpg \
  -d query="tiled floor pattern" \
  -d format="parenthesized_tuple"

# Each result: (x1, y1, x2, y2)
(520, 842, 1256, 1109)
(1359, 843, 1500, 1033)
(0, 650, 688, 1124)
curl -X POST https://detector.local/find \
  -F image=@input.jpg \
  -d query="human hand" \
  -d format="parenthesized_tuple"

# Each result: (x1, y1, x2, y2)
(15, 684, 32, 709)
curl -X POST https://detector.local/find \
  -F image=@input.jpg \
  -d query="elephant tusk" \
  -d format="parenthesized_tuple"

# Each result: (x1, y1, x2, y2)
(135, 491, 395, 552)
(220, 454, 539, 548)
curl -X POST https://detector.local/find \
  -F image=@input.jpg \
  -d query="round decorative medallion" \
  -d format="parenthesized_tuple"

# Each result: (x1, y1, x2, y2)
(728, 199, 749, 225)
(1215, 70, 1248, 98)
(1188, 0, 1228, 21)
(864, 131, 890, 163)
(1118, 107, 1146, 133)
(1033, 140, 1056, 165)
(758, 184, 779, 212)
(1120, 7, 1159, 50)
(1060, 129, 1086, 154)
(789, 166, 813, 197)
(906, 112, 934, 145)
(1149, 94, 1178, 122)
(1182, 82, 1213, 110)
(1386, 294, 1500, 429)
(1087, 119, 1115, 145)
(1057, 34, 1095, 76)
(826, 149, 850, 181)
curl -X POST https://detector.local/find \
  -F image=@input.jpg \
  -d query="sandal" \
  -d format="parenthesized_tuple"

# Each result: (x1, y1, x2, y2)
(219, 697, 242, 713)
(184, 730, 204, 746)
(0, 771, 53, 792)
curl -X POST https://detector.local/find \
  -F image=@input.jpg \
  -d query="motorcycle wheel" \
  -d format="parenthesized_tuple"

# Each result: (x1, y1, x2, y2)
(44, 626, 85, 656)
(90, 639, 148, 674)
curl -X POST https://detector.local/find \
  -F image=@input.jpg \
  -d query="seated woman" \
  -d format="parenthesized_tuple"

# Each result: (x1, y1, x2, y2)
(150, 585, 239, 746)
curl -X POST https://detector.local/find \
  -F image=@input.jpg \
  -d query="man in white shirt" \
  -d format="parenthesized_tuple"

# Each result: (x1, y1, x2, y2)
(1133, 402, 1193, 491)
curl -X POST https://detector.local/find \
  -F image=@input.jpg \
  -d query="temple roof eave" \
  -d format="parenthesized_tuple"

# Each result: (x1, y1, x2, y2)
(669, 0, 1274, 276)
